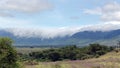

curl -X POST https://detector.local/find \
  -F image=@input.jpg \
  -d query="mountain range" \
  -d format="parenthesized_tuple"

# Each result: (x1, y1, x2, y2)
(0, 29, 120, 46)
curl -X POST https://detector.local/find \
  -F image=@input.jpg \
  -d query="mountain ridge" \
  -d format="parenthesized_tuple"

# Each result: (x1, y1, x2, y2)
(0, 29, 120, 46)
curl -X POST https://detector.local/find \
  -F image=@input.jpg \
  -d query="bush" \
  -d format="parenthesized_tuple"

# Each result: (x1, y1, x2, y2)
(0, 37, 19, 68)
(87, 43, 113, 56)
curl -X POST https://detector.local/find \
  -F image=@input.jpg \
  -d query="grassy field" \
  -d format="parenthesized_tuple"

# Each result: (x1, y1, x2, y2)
(23, 51, 120, 68)
(16, 48, 50, 54)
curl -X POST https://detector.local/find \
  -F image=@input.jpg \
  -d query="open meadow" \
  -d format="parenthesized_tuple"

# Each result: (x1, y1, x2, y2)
(24, 51, 120, 68)
(16, 47, 50, 54)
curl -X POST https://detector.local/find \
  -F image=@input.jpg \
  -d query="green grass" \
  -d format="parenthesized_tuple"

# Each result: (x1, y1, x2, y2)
(16, 48, 50, 54)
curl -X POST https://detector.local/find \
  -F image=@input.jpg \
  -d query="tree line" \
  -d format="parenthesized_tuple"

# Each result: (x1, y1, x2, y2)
(28, 44, 113, 61)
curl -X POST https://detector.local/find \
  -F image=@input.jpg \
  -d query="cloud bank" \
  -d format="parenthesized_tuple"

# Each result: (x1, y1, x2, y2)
(2, 22, 120, 39)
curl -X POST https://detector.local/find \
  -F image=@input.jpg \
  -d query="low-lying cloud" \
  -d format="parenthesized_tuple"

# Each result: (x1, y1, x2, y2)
(2, 22, 120, 39)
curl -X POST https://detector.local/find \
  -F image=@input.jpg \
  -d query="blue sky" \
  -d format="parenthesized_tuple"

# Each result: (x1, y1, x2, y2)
(1, 0, 120, 38)
(0, 0, 120, 28)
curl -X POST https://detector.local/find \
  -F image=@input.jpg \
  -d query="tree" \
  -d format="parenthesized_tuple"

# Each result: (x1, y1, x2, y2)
(0, 37, 19, 68)
(48, 51, 61, 61)
(87, 43, 111, 57)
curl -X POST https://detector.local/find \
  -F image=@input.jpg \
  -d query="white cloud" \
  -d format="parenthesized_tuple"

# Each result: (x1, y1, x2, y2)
(2, 22, 120, 39)
(80, 21, 120, 32)
(0, 0, 53, 17)
(84, 2, 120, 22)
(84, 7, 102, 15)
(5, 27, 80, 39)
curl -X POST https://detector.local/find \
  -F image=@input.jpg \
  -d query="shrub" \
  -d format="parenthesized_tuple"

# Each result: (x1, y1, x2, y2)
(0, 37, 19, 68)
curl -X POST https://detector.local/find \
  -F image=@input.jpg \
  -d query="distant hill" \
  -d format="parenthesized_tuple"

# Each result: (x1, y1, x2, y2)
(0, 29, 120, 46)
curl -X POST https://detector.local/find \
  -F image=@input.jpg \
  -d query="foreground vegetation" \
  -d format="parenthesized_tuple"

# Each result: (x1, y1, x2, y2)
(24, 51, 120, 68)
(0, 37, 116, 68)
(0, 37, 20, 68)
(27, 44, 113, 61)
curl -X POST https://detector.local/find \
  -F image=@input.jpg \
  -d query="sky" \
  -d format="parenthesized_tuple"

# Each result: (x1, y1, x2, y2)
(1, 0, 120, 38)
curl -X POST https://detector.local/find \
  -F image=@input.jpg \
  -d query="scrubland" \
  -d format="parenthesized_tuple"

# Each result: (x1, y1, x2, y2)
(24, 51, 120, 68)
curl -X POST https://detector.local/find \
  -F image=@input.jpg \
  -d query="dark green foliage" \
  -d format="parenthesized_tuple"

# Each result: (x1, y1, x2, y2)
(87, 44, 113, 56)
(0, 37, 19, 68)
(59, 45, 78, 60)
(47, 51, 61, 61)
(28, 44, 114, 62)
